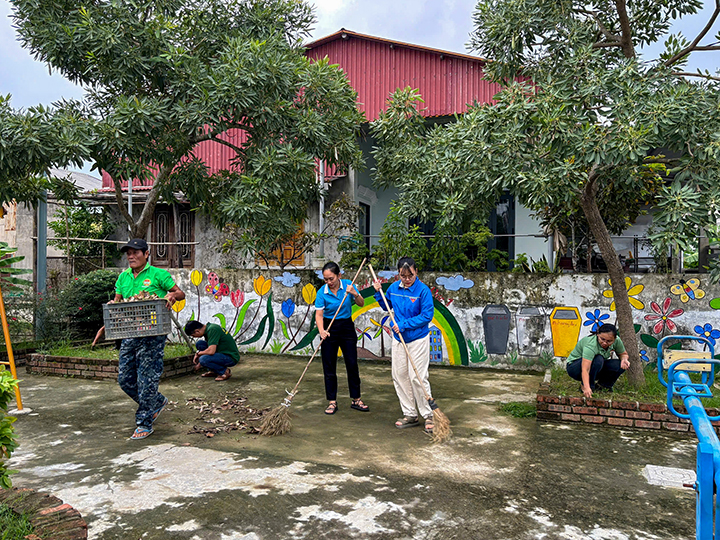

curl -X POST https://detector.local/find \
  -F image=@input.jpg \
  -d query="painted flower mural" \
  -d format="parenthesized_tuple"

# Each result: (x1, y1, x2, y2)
(227, 290, 245, 334)
(583, 309, 609, 332)
(282, 298, 296, 318)
(644, 298, 683, 335)
(190, 269, 203, 318)
(282, 284, 318, 353)
(236, 276, 272, 340)
(694, 323, 720, 347)
(253, 275, 272, 297)
(171, 299, 186, 313)
(302, 283, 317, 305)
(602, 277, 645, 311)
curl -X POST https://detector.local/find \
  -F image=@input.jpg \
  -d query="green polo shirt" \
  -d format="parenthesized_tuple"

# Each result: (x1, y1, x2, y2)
(115, 263, 176, 299)
(568, 334, 626, 362)
(204, 323, 240, 362)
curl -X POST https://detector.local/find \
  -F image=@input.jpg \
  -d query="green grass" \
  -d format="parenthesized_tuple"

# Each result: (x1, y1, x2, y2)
(550, 367, 720, 408)
(0, 504, 34, 540)
(499, 402, 537, 418)
(43, 342, 192, 360)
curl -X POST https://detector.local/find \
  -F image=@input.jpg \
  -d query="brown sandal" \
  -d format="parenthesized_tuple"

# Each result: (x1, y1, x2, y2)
(215, 368, 232, 381)
(395, 416, 419, 429)
(201, 371, 217, 377)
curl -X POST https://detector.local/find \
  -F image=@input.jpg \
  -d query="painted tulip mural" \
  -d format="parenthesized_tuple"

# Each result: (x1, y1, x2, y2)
(190, 269, 203, 318)
(170, 267, 720, 370)
(283, 283, 318, 353)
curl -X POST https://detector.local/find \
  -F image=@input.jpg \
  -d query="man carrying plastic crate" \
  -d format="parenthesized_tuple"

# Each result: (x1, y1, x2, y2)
(110, 238, 186, 440)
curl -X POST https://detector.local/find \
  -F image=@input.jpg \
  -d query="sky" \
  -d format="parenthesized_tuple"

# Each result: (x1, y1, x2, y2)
(0, 0, 718, 172)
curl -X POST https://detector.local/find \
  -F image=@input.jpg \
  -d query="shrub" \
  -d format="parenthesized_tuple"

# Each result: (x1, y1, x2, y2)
(372, 206, 429, 270)
(0, 367, 19, 489)
(338, 232, 370, 269)
(54, 269, 119, 339)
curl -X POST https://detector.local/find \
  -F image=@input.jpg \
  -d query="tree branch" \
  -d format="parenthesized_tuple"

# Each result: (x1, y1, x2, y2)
(133, 163, 174, 238)
(109, 172, 135, 233)
(593, 40, 623, 49)
(210, 135, 244, 155)
(614, 0, 636, 58)
(664, 0, 720, 67)
(672, 71, 720, 82)
(579, 9, 620, 42)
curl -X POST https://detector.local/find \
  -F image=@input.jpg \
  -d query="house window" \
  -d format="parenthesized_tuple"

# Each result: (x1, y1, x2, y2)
(487, 194, 515, 271)
(151, 204, 195, 268)
(180, 213, 192, 259)
(256, 223, 306, 267)
(156, 213, 168, 259)
(359, 202, 370, 249)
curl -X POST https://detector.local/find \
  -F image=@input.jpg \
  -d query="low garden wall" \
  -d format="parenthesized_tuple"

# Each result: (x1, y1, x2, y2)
(26, 354, 194, 380)
(0, 487, 87, 539)
(536, 379, 720, 436)
(0, 348, 35, 367)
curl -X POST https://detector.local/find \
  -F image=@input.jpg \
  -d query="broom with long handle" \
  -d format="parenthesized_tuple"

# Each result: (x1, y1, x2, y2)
(368, 264, 452, 443)
(260, 258, 367, 436)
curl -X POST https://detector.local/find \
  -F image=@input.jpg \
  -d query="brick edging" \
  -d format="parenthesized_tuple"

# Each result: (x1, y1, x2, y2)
(0, 487, 87, 539)
(537, 380, 720, 435)
(26, 354, 195, 381)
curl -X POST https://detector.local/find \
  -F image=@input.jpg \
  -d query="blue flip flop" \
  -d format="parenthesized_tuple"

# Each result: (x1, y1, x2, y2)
(130, 426, 154, 440)
(152, 397, 169, 423)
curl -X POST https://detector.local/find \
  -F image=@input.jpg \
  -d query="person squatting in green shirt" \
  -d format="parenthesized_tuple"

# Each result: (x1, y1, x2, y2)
(184, 320, 240, 381)
(111, 238, 186, 441)
(566, 323, 630, 399)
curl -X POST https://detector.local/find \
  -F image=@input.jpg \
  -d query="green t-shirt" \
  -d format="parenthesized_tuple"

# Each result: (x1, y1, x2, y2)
(115, 263, 176, 299)
(205, 323, 240, 362)
(568, 334, 626, 362)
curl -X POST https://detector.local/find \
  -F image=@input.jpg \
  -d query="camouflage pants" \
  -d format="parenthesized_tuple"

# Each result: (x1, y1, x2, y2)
(118, 335, 166, 428)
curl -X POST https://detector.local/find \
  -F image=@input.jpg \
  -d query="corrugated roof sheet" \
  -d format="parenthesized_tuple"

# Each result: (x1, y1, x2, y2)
(305, 28, 500, 121)
(103, 29, 499, 189)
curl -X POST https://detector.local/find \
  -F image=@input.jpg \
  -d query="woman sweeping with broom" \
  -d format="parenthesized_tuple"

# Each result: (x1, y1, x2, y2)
(315, 261, 369, 415)
(372, 257, 437, 434)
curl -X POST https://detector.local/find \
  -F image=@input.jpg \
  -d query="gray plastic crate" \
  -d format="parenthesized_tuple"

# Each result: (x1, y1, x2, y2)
(102, 299, 172, 339)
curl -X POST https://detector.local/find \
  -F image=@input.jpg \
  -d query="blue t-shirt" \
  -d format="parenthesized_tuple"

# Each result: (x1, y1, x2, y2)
(314, 279, 359, 320)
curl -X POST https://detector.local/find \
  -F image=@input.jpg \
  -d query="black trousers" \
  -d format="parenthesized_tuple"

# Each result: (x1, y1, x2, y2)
(566, 354, 625, 390)
(320, 317, 361, 401)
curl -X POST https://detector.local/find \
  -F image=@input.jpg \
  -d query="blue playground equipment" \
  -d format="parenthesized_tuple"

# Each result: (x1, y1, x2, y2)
(657, 335, 720, 540)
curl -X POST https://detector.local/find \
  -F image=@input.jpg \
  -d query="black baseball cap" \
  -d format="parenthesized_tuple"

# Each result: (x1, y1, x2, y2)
(120, 238, 149, 253)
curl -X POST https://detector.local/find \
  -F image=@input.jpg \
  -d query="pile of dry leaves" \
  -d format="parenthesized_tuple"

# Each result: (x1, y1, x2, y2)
(186, 393, 270, 438)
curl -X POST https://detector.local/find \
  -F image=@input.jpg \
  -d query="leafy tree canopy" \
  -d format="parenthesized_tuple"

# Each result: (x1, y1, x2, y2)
(8, 0, 364, 250)
(371, 0, 720, 385)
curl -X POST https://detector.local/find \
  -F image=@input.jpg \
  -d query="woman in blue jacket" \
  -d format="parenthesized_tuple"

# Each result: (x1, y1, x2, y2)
(373, 257, 436, 433)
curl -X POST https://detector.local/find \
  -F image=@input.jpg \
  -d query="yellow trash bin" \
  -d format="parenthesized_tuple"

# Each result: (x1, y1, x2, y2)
(550, 307, 582, 358)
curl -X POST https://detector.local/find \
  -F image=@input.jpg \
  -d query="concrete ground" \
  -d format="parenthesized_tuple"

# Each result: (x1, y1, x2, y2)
(7, 355, 696, 540)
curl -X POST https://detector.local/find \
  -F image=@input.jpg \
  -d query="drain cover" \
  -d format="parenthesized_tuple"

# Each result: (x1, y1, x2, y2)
(643, 465, 695, 488)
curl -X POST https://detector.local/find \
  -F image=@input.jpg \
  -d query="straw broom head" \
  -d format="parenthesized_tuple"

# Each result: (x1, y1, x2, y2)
(259, 401, 292, 437)
(431, 407, 452, 444)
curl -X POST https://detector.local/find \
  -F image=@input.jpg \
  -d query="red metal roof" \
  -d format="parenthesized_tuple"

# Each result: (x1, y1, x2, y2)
(103, 29, 500, 190)
(305, 28, 501, 121)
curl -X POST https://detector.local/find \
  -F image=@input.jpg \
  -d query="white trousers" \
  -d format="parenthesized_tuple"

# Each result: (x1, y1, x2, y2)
(391, 336, 433, 420)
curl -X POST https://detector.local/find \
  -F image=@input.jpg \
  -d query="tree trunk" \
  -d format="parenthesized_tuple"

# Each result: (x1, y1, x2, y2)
(580, 172, 644, 386)
(109, 164, 173, 240)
